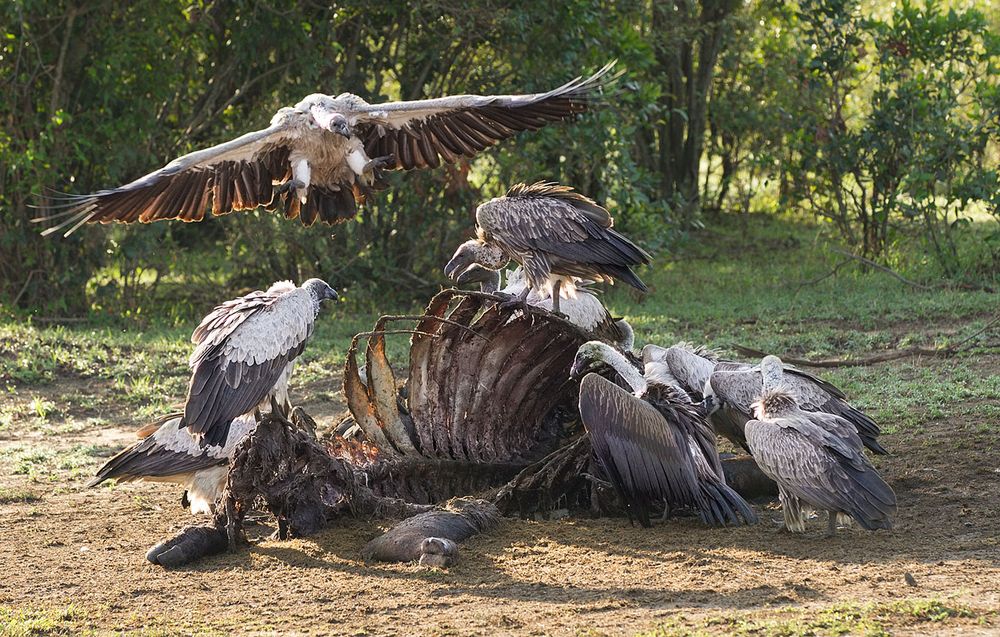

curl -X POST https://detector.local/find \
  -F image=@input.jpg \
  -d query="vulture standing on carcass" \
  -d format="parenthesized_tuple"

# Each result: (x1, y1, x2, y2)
(443, 182, 651, 315)
(39, 63, 617, 236)
(742, 360, 896, 534)
(181, 278, 338, 446)
(456, 265, 634, 349)
(88, 412, 256, 514)
(645, 345, 887, 455)
(570, 341, 757, 527)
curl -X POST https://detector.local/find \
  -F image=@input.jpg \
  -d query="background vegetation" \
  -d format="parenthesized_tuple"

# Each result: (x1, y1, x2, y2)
(1, 0, 997, 320)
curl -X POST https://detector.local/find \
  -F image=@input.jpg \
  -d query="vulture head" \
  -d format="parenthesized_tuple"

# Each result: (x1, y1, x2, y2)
(443, 240, 508, 281)
(302, 278, 339, 307)
(760, 355, 785, 391)
(294, 94, 352, 138)
(569, 341, 621, 380)
(751, 388, 798, 420)
(454, 264, 501, 293)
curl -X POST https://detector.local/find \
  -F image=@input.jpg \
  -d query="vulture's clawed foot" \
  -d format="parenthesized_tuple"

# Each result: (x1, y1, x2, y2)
(272, 179, 306, 196)
(550, 309, 569, 320)
(146, 524, 228, 568)
(364, 154, 395, 173)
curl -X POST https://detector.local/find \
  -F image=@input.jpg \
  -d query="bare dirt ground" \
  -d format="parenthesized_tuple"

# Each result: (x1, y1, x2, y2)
(1, 358, 999, 636)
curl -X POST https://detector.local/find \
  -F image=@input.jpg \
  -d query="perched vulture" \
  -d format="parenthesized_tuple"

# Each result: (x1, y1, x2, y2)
(571, 341, 757, 527)
(645, 344, 886, 455)
(744, 387, 896, 534)
(455, 265, 633, 349)
(182, 278, 337, 446)
(88, 413, 255, 514)
(39, 63, 617, 237)
(443, 182, 651, 314)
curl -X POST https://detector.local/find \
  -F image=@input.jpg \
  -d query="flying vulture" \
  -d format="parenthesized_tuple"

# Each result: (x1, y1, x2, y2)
(182, 278, 337, 446)
(443, 182, 651, 314)
(88, 412, 256, 514)
(744, 386, 896, 534)
(644, 345, 886, 455)
(571, 341, 757, 527)
(39, 63, 617, 237)
(455, 265, 634, 349)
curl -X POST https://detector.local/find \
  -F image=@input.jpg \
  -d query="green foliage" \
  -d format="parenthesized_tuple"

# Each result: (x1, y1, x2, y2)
(782, 0, 1000, 276)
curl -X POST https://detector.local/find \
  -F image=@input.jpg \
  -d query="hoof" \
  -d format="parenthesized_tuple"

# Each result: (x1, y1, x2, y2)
(418, 537, 458, 568)
(146, 524, 227, 568)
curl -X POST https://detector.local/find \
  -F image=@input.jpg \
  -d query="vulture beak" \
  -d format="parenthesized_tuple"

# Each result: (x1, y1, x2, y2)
(568, 354, 590, 380)
(701, 395, 719, 415)
(323, 286, 340, 303)
(455, 265, 498, 287)
(311, 107, 352, 138)
(443, 254, 474, 281)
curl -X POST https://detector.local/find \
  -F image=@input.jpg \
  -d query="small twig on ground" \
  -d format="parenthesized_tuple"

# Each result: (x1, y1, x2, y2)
(735, 314, 999, 368)
(830, 248, 933, 290)
(794, 258, 852, 292)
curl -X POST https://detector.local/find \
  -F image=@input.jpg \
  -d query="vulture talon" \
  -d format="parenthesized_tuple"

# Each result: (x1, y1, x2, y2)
(273, 178, 306, 195)
(364, 154, 395, 173)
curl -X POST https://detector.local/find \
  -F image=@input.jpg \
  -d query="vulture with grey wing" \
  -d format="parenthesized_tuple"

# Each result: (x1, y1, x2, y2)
(39, 63, 617, 236)
(571, 341, 757, 527)
(181, 278, 337, 447)
(745, 383, 896, 534)
(88, 412, 256, 514)
(456, 265, 634, 349)
(444, 182, 651, 314)
(644, 345, 886, 455)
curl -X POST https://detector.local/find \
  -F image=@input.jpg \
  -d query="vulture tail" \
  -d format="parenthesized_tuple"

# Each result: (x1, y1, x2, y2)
(696, 476, 758, 526)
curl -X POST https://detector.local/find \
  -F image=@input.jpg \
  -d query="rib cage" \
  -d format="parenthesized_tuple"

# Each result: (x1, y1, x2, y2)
(343, 289, 592, 466)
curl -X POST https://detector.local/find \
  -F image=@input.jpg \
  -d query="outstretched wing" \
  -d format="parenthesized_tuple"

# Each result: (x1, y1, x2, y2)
(182, 286, 313, 446)
(353, 62, 617, 171)
(87, 413, 256, 487)
(38, 110, 303, 237)
(578, 373, 702, 527)
(476, 182, 650, 291)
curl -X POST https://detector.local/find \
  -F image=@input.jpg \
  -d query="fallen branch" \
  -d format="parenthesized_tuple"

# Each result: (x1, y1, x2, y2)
(734, 314, 999, 368)
(830, 248, 932, 290)
(794, 258, 851, 292)
(831, 248, 996, 293)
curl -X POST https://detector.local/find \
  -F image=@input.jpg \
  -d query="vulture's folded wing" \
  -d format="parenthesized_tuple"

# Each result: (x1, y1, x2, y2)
(38, 110, 302, 237)
(183, 287, 313, 446)
(745, 415, 895, 529)
(352, 62, 617, 170)
(708, 369, 761, 413)
(578, 373, 702, 527)
(662, 346, 718, 399)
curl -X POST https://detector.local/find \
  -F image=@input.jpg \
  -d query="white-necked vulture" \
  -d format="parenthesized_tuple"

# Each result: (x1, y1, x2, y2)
(182, 278, 337, 446)
(744, 388, 896, 534)
(88, 412, 255, 514)
(644, 345, 886, 455)
(39, 63, 617, 237)
(571, 341, 757, 527)
(443, 182, 651, 314)
(704, 354, 887, 455)
(455, 265, 633, 349)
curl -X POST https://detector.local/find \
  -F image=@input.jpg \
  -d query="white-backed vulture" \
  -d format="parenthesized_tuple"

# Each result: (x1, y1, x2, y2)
(645, 345, 886, 455)
(182, 278, 337, 446)
(571, 341, 757, 527)
(39, 63, 616, 236)
(745, 387, 896, 534)
(88, 413, 256, 514)
(443, 182, 651, 314)
(455, 265, 633, 349)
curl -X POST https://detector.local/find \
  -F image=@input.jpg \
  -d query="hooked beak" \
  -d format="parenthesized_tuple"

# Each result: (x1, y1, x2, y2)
(323, 287, 340, 303)
(443, 254, 474, 280)
(455, 265, 498, 286)
(311, 107, 352, 138)
(569, 355, 590, 381)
